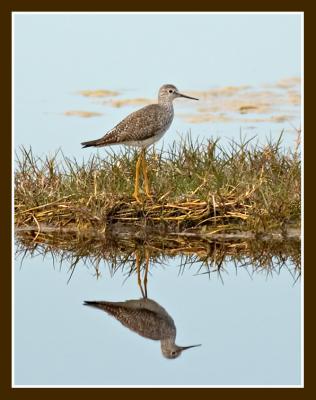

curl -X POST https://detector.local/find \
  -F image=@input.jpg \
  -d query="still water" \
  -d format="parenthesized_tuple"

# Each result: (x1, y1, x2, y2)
(14, 233, 301, 386)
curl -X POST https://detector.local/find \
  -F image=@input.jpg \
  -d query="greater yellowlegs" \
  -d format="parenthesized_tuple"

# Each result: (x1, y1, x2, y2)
(81, 84, 198, 202)
(84, 298, 201, 359)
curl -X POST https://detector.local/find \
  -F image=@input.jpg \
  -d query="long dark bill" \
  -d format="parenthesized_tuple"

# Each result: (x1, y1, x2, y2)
(181, 344, 202, 351)
(177, 92, 199, 101)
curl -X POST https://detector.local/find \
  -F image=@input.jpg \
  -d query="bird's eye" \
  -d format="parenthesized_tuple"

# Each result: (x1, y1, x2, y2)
(168, 90, 173, 93)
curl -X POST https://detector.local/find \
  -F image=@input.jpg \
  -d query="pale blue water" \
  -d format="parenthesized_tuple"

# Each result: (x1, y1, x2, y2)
(13, 13, 302, 386)
(14, 251, 301, 386)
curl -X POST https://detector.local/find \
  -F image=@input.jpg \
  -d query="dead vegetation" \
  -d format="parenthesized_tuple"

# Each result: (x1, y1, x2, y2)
(14, 134, 301, 234)
(15, 227, 301, 283)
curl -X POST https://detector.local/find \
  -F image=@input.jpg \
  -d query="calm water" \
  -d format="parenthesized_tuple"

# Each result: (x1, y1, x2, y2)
(14, 241, 301, 386)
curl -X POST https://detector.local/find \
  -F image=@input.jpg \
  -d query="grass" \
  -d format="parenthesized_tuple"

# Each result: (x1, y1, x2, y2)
(14, 133, 301, 234)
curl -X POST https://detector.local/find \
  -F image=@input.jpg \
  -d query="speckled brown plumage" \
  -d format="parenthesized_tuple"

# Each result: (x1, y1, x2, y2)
(84, 298, 175, 340)
(81, 103, 173, 148)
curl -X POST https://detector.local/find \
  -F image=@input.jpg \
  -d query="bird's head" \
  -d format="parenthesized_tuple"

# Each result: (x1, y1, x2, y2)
(161, 343, 202, 359)
(158, 84, 199, 104)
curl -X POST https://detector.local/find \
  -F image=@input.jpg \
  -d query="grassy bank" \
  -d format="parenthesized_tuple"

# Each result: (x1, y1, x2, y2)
(14, 134, 301, 233)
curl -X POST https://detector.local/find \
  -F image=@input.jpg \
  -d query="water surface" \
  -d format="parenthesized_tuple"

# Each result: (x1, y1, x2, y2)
(14, 232, 301, 386)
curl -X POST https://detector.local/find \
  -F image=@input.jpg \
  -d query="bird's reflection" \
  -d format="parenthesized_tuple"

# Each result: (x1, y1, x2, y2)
(84, 248, 201, 359)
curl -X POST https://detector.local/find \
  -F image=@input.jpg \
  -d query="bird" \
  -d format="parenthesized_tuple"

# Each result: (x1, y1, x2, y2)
(84, 298, 201, 359)
(81, 84, 198, 203)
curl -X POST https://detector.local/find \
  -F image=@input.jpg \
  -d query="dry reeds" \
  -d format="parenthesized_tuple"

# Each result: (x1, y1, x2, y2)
(14, 134, 301, 233)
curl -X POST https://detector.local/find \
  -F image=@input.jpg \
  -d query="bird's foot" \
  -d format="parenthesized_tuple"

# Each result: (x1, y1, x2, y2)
(145, 191, 153, 200)
(132, 191, 142, 204)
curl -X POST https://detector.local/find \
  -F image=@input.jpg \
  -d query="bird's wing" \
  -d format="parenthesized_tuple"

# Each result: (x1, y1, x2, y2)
(108, 307, 175, 341)
(85, 300, 175, 340)
(98, 104, 167, 145)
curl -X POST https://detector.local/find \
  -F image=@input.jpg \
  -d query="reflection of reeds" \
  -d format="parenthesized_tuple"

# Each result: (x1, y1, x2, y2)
(14, 228, 301, 283)
(14, 135, 301, 233)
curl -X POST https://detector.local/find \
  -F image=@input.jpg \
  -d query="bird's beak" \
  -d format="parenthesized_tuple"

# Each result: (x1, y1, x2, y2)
(176, 91, 199, 101)
(181, 344, 202, 351)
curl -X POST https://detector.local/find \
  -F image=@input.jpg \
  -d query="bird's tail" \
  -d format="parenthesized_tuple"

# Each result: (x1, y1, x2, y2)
(83, 301, 125, 316)
(81, 139, 101, 148)
(83, 300, 107, 308)
(83, 300, 120, 309)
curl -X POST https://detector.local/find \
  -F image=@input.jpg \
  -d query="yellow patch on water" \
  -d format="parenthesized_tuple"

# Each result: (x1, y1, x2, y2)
(186, 85, 251, 99)
(185, 110, 295, 124)
(287, 91, 301, 105)
(197, 98, 273, 115)
(183, 113, 234, 123)
(191, 82, 301, 123)
(275, 77, 301, 89)
(269, 115, 294, 123)
(79, 89, 120, 97)
(64, 110, 103, 118)
(238, 105, 258, 114)
(107, 98, 153, 108)
(239, 115, 294, 123)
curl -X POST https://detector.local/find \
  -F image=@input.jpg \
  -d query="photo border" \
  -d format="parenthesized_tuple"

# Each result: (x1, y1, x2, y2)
(2, 1, 310, 399)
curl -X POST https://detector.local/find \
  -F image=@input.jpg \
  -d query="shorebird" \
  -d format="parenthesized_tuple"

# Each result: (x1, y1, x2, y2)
(84, 298, 201, 359)
(81, 84, 198, 203)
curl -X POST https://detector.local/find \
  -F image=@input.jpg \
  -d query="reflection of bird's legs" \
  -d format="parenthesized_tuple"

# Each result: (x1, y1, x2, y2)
(136, 250, 146, 298)
(132, 151, 143, 203)
(141, 148, 152, 199)
(144, 248, 149, 298)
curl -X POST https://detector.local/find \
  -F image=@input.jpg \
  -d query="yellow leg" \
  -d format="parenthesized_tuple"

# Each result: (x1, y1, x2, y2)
(136, 250, 146, 298)
(144, 248, 149, 298)
(132, 151, 143, 203)
(141, 149, 152, 199)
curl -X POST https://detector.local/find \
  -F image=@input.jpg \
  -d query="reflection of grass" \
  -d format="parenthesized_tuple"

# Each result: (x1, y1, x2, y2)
(14, 134, 300, 233)
(15, 228, 301, 283)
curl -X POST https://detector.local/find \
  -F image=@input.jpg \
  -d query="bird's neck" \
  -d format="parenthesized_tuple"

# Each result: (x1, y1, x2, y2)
(161, 337, 176, 350)
(158, 98, 174, 111)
